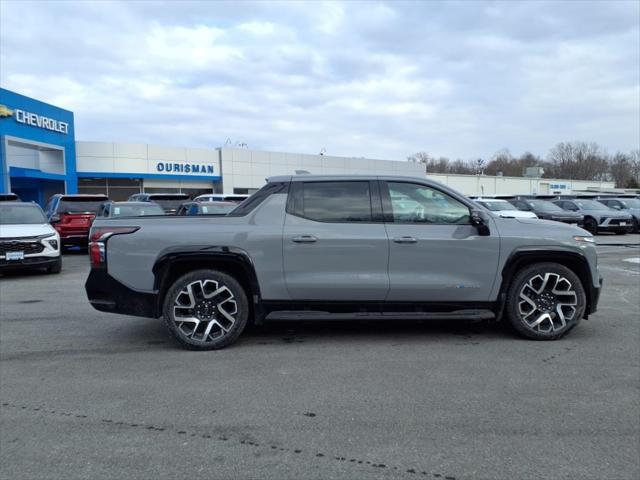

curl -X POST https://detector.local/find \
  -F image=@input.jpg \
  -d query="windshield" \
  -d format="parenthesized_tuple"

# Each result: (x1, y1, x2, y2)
(477, 200, 514, 212)
(0, 204, 47, 224)
(111, 204, 165, 217)
(58, 199, 105, 214)
(575, 200, 607, 210)
(153, 199, 187, 211)
(528, 200, 564, 212)
(621, 199, 640, 208)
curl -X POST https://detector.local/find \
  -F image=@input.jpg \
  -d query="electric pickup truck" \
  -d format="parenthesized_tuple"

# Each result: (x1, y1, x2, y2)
(86, 175, 602, 350)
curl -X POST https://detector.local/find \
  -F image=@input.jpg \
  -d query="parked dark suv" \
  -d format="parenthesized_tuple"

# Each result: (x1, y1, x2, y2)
(128, 193, 190, 214)
(505, 197, 584, 225)
(45, 194, 108, 248)
(552, 198, 632, 234)
(596, 197, 640, 232)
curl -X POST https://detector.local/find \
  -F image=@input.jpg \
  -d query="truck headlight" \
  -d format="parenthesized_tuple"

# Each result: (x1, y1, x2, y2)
(573, 235, 594, 243)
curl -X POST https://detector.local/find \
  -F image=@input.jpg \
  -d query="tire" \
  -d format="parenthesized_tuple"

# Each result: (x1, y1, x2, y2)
(633, 218, 639, 233)
(47, 258, 62, 274)
(505, 262, 586, 341)
(583, 217, 598, 234)
(162, 269, 249, 350)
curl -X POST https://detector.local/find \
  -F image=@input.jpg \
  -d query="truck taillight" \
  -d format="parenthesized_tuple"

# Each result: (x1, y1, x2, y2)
(89, 227, 139, 267)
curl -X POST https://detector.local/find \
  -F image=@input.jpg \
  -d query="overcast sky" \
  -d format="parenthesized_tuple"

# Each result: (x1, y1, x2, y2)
(1, 0, 638, 161)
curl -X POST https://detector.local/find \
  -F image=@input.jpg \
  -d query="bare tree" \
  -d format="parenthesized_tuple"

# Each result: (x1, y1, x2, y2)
(630, 149, 640, 187)
(407, 142, 636, 184)
(609, 152, 634, 187)
(546, 142, 609, 180)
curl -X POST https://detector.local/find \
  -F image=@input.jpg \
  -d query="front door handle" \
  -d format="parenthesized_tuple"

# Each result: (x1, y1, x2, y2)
(292, 235, 318, 243)
(393, 236, 417, 244)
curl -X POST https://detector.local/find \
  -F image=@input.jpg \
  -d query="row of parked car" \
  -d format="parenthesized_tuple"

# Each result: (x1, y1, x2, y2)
(470, 195, 639, 234)
(0, 188, 638, 276)
(0, 192, 247, 274)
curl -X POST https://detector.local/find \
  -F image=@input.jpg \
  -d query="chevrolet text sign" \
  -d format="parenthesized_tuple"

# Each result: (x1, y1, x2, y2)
(15, 109, 69, 134)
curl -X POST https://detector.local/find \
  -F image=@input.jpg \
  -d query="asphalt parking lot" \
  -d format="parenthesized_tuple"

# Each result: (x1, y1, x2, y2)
(1, 236, 639, 480)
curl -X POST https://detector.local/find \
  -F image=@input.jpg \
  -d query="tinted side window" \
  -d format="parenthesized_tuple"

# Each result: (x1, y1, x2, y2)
(385, 182, 470, 224)
(299, 181, 372, 222)
(515, 201, 531, 211)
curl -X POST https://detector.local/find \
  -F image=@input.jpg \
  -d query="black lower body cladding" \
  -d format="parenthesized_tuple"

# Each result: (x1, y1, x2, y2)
(85, 268, 159, 318)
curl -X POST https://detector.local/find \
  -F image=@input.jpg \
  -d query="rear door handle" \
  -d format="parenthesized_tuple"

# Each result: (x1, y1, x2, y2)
(393, 236, 417, 244)
(292, 235, 318, 243)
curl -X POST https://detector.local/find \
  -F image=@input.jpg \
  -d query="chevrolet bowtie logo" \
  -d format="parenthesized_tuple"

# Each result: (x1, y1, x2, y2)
(0, 105, 14, 117)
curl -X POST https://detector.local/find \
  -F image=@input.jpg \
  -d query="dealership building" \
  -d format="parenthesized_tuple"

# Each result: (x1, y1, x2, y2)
(0, 88, 614, 205)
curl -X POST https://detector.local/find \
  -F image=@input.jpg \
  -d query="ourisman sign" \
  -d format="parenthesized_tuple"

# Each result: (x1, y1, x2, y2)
(15, 109, 69, 134)
(156, 162, 215, 175)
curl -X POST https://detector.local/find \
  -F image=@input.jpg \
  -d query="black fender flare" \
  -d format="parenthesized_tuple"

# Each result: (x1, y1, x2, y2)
(152, 245, 264, 320)
(495, 247, 596, 320)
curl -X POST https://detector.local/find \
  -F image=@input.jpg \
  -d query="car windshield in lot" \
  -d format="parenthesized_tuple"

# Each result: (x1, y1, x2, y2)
(528, 200, 564, 212)
(0, 204, 47, 224)
(200, 203, 236, 214)
(59, 199, 105, 213)
(576, 200, 609, 210)
(149, 196, 189, 211)
(477, 200, 515, 211)
(112, 204, 165, 217)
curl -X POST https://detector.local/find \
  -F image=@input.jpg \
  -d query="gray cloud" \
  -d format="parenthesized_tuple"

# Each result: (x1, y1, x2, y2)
(1, 0, 638, 160)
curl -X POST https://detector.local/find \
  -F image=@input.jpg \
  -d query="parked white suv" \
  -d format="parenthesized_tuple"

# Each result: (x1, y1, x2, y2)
(0, 202, 61, 274)
(473, 198, 538, 219)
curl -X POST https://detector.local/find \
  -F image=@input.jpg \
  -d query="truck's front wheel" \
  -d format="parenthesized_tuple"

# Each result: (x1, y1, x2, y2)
(505, 263, 586, 340)
(163, 269, 249, 350)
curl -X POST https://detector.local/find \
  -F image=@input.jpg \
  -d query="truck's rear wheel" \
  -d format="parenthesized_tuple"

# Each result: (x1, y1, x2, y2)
(163, 269, 249, 350)
(505, 263, 586, 340)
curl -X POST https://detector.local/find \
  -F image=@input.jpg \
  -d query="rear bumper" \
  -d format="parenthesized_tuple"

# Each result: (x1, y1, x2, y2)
(85, 268, 159, 318)
(59, 234, 89, 246)
(55, 227, 90, 244)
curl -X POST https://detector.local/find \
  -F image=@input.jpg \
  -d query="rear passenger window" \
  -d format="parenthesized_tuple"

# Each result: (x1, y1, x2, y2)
(299, 182, 372, 222)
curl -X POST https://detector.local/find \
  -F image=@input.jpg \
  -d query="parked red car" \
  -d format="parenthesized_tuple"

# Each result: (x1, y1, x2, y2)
(44, 194, 108, 248)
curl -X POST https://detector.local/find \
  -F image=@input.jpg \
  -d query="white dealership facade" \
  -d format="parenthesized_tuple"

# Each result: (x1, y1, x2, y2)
(75, 141, 615, 200)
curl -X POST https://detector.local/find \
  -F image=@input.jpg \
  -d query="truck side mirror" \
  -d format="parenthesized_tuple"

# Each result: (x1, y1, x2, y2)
(470, 209, 490, 236)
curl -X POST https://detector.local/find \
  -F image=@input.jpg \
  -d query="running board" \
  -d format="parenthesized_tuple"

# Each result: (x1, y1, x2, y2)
(265, 309, 495, 322)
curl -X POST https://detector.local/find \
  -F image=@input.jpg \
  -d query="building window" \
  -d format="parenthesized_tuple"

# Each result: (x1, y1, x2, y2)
(78, 177, 142, 200)
(233, 188, 259, 195)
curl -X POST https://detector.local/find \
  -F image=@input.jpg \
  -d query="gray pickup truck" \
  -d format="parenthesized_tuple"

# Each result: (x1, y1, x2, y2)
(86, 175, 602, 349)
